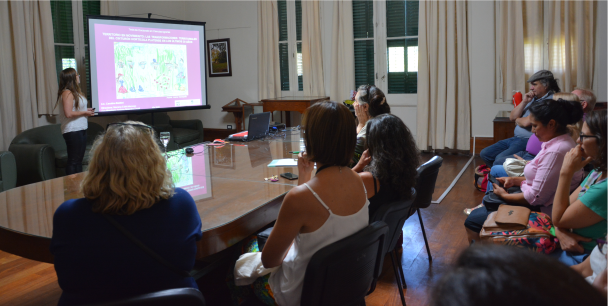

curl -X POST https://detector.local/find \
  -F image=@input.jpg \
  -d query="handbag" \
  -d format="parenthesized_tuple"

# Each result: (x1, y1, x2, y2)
(474, 165, 491, 192)
(480, 205, 557, 254)
(503, 158, 526, 177)
(102, 214, 192, 278)
(482, 186, 529, 212)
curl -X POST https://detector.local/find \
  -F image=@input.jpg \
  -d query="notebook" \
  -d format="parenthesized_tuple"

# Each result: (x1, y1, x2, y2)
(228, 112, 271, 142)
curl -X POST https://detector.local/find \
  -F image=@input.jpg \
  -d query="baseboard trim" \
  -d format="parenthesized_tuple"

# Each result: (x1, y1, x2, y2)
(204, 128, 236, 142)
(470, 137, 494, 154)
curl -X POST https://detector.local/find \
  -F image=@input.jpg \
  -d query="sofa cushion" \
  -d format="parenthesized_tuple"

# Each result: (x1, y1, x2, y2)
(172, 128, 200, 144)
(55, 145, 93, 169)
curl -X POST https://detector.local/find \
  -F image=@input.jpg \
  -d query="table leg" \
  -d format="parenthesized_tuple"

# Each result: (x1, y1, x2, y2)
(286, 111, 291, 128)
(234, 112, 244, 132)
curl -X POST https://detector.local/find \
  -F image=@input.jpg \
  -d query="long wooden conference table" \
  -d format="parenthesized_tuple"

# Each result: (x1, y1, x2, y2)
(0, 131, 305, 264)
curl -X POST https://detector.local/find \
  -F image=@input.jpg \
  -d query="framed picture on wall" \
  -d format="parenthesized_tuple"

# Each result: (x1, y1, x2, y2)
(207, 38, 232, 77)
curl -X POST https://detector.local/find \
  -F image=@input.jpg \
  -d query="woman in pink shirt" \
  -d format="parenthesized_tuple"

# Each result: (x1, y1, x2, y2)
(465, 99, 584, 243)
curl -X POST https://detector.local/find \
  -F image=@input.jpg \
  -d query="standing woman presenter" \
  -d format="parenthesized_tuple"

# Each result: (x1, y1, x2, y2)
(55, 68, 95, 175)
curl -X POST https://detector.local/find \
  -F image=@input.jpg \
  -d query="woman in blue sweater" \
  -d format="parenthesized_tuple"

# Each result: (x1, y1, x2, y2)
(51, 121, 202, 306)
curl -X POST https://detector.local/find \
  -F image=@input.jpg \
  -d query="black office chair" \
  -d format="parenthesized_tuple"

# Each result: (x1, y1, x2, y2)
(369, 188, 416, 306)
(410, 156, 443, 262)
(300, 221, 389, 306)
(85, 288, 205, 306)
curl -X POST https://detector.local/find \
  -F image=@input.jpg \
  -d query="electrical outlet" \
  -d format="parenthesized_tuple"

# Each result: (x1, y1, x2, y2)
(227, 125, 233, 130)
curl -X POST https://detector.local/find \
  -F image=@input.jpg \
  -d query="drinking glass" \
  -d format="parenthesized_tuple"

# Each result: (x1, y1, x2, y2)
(160, 132, 170, 157)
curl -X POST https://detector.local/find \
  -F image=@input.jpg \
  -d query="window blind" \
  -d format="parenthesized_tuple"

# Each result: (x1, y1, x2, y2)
(279, 43, 290, 91)
(353, 0, 374, 39)
(354, 40, 375, 88)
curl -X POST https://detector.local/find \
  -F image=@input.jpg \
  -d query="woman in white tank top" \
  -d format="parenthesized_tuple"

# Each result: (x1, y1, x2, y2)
(55, 68, 95, 175)
(250, 101, 369, 306)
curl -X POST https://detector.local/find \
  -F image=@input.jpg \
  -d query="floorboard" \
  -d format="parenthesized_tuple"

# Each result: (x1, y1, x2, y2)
(0, 153, 483, 306)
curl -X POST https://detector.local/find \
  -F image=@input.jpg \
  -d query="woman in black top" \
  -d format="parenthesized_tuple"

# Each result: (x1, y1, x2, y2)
(353, 114, 420, 217)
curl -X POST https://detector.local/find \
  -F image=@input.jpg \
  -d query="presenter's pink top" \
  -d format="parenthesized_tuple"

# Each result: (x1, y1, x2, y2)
(525, 134, 543, 156)
(520, 133, 583, 215)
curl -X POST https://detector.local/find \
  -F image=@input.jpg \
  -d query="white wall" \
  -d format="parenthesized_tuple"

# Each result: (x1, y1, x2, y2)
(113, 1, 607, 139)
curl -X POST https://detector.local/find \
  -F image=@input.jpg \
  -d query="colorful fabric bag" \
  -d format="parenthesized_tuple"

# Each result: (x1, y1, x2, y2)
(481, 209, 557, 254)
(474, 165, 491, 192)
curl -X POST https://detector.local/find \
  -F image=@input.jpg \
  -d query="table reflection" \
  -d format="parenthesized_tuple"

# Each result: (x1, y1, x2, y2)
(0, 137, 308, 262)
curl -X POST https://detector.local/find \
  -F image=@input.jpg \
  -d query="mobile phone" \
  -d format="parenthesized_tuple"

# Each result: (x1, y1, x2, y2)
(280, 172, 298, 180)
(488, 174, 502, 187)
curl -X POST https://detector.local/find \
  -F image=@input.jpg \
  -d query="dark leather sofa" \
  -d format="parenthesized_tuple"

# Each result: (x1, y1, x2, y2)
(136, 112, 204, 151)
(8, 123, 105, 186)
(0, 151, 17, 192)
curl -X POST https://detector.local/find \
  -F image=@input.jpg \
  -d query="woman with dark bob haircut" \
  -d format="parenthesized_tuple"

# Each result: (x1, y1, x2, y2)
(258, 101, 369, 305)
(464, 99, 584, 243)
(430, 244, 605, 306)
(352, 114, 420, 217)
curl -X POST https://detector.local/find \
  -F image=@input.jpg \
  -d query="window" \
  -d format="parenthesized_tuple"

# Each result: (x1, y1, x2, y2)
(50, 0, 100, 102)
(353, 0, 375, 88)
(352, 0, 419, 93)
(278, 0, 303, 93)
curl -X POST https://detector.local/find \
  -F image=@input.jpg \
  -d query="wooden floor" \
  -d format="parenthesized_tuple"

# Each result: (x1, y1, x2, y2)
(0, 153, 484, 306)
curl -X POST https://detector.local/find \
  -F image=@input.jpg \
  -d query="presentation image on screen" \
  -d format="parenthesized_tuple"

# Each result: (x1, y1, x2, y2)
(88, 16, 208, 116)
(166, 148, 212, 201)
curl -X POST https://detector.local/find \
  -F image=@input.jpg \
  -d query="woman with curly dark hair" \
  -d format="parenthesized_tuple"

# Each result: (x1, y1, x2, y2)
(352, 114, 419, 217)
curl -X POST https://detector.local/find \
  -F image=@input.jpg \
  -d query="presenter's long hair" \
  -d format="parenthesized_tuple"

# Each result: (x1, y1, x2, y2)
(82, 121, 174, 215)
(54, 68, 83, 111)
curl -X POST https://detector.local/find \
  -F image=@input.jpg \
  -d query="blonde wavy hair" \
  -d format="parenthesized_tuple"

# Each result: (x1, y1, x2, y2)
(82, 121, 174, 215)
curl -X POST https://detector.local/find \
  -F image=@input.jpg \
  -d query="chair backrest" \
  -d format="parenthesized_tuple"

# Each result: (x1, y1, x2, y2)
(301, 221, 388, 306)
(86, 288, 205, 306)
(412, 156, 443, 210)
(370, 188, 417, 255)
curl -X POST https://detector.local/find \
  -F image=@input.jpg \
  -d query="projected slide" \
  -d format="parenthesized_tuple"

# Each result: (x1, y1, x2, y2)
(166, 148, 211, 201)
(89, 18, 207, 114)
(114, 43, 189, 99)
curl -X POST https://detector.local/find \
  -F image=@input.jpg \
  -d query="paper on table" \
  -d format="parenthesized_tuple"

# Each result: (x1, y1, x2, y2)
(267, 159, 298, 167)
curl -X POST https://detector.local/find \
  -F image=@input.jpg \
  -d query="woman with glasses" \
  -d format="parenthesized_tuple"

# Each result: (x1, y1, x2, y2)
(352, 85, 390, 164)
(550, 110, 607, 266)
(51, 121, 202, 306)
(54, 68, 96, 175)
(464, 99, 585, 243)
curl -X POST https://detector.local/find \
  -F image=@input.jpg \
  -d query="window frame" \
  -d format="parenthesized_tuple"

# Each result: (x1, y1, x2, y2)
(280, 0, 304, 96)
(51, 0, 98, 100)
(354, 1, 419, 106)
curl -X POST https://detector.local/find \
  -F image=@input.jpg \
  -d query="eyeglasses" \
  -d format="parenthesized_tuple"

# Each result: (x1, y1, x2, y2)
(579, 133, 599, 143)
(597, 238, 606, 254)
(106, 123, 154, 134)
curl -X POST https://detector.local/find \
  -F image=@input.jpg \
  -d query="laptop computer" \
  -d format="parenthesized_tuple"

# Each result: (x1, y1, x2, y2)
(228, 112, 271, 141)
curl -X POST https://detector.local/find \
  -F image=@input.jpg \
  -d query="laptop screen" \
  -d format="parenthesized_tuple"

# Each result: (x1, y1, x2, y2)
(247, 112, 271, 140)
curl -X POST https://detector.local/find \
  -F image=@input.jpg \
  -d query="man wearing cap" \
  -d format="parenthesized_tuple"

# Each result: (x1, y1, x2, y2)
(480, 70, 560, 167)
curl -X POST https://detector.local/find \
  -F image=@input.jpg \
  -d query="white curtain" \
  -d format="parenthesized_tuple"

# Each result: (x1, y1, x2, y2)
(416, 0, 471, 151)
(497, 0, 596, 100)
(100, 0, 119, 16)
(546, 0, 596, 91)
(496, 1, 526, 102)
(301, 0, 325, 96)
(258, 1, 281, 100)
(330, 0, 355, 104)
(0, 1, 57, 151)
